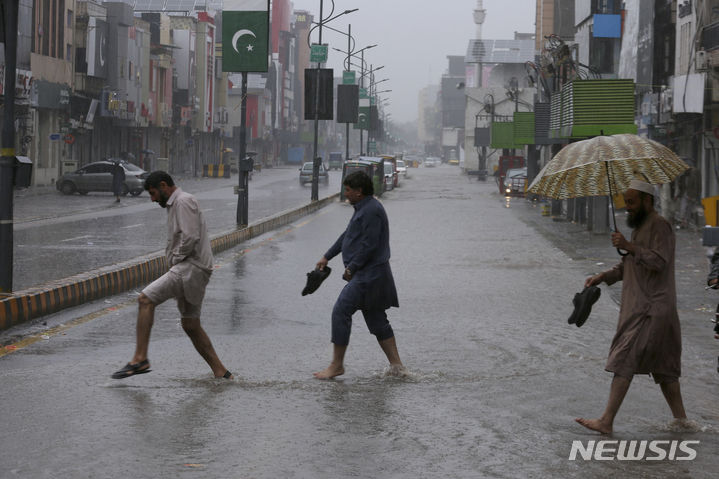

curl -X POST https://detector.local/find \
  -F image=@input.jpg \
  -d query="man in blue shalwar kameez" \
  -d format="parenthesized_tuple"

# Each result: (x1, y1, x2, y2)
(313, 171, 404, 379)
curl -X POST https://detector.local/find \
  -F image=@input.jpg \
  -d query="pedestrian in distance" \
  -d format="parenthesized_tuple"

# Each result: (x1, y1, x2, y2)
(576, 179, 687, 434)
(111, 171, 232, 380)
(111, 161, 125, 203)
(313, 171, 405, 379)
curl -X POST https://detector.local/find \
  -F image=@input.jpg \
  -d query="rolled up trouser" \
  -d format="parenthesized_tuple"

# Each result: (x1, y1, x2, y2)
(331, 292, 394, 346)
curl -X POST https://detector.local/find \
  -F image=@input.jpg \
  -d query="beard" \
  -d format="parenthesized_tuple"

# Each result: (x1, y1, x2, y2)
(158, 191, 170, 208)
(626, 204, 648, 228)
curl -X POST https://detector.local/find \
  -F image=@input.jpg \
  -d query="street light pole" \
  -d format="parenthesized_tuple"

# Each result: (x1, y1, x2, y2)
(346, 24, 351, 164)
(359, 49, 365, 156)
(308, 5, 358, 201)
(310, 0, 324, 202)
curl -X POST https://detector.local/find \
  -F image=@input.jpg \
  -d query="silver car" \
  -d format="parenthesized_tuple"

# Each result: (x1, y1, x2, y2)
(56, 160, 148, 196)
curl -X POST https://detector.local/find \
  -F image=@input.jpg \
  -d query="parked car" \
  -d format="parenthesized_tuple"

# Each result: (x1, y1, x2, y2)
(299, 162, 329, 186)
(424, 157, 441, 167)
(503, 167, 528, 196)
(396, 159, 408, 178)
(56, 160, 148, 196)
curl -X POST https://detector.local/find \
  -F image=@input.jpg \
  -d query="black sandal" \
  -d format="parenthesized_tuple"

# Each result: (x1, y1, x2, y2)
(222, 370, 233, 379)
(111, 359, 151, 379)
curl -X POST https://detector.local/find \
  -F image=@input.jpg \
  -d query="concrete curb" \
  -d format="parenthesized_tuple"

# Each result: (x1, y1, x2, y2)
(0, 193, 340, 331)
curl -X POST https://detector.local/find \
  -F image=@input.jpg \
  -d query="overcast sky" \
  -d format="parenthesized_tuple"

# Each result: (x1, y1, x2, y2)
(290, 0, 536, 123)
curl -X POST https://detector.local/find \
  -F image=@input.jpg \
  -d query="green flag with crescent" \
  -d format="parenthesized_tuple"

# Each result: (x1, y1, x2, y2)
(222, 0, 269, 73)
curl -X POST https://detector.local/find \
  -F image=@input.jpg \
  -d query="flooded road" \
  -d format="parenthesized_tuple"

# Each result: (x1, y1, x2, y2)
(1, 165, 717, 478)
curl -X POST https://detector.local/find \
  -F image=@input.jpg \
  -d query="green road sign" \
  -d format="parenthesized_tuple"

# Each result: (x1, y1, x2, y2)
(310, 44, 328, 63)
(342, 71, 356, 84)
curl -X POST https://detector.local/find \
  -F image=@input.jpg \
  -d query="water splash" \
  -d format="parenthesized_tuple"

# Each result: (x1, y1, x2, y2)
(661, 418, 711, 433)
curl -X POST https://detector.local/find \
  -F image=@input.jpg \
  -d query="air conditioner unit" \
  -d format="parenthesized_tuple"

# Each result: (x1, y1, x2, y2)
(696, 50, 709, 72)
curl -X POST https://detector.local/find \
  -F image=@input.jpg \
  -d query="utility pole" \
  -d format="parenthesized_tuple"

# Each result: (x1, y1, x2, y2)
(1, 0, 19, 293)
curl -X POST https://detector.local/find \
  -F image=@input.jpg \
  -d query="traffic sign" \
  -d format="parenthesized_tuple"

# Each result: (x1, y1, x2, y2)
(342, 71, 356, 84)
(49, 133, 61, 141)
(310, 44, 328, 63)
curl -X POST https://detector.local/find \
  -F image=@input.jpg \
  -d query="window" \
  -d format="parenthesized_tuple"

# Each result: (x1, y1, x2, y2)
(66, 44, 72, 63)
(590, 36, 615, 74)
(67, 10, 73, 28)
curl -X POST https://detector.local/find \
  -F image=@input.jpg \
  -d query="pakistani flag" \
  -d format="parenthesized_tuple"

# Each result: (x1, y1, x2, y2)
(222, 0, 270, 73)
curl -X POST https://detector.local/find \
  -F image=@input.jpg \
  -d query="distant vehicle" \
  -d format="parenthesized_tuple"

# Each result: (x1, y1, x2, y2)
(328, 152, 344, 170)
(425, 157, 441, 167)
(56, 160, 148, 196)
(382, 155, 400, 188)
(503, 167, 528, 196)
(383, 161, 395, 191)
(396, 159, 408, 178)
(496, 155, 525, 194)
(448, 148, 459, 165)
(340, 157, 385, 199)
(299, 162, 329, 186)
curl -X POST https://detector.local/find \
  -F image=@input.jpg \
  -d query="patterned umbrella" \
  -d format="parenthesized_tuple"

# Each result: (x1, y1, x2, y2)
(527, 134, 689, 250)
(528, 134, 688, 199)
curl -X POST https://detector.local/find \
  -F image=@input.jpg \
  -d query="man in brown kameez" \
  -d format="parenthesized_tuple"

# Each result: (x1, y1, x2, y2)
(576, 179, 687, 434)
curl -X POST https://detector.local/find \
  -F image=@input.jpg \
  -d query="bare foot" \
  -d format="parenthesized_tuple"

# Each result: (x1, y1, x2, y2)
(385, 364, 409, 377)
(313, 364, 345, 379)
(575, 417, 612, 434)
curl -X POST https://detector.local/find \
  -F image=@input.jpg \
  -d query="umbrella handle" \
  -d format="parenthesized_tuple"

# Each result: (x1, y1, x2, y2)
(606, 162, 629, 257)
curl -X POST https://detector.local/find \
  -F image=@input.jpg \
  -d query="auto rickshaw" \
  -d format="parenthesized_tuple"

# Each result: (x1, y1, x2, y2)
(340, 156, 386, 200)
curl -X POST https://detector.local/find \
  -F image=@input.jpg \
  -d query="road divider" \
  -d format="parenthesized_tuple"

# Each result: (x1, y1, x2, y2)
(0, 193, 339, 331)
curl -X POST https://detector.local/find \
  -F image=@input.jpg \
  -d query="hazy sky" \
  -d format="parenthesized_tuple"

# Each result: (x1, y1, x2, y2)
(290, 0, 536, 123)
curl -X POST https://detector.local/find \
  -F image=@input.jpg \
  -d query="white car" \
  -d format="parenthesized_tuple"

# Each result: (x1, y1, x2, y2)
(396, 159, 408, 177)
(425, 157, 441, 167)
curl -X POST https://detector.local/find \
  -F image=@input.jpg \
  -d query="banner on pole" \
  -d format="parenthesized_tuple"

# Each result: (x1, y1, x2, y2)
(222, 0, 270, 73)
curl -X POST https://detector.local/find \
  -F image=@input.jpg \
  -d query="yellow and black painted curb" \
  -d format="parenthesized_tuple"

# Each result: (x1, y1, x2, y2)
(0, 194, 339, 331)
(202, 164, 231, 178)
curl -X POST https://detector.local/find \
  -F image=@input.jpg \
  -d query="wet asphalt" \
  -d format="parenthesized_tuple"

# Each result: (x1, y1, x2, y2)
(1, 165, 718, 478)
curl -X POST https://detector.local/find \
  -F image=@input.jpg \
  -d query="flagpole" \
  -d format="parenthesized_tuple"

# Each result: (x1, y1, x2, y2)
(237, 71, 249, 225)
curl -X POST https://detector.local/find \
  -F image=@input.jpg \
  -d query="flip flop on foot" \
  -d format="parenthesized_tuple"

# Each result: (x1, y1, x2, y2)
(221, 370, 233, 379)
(111, 359, 151, 379)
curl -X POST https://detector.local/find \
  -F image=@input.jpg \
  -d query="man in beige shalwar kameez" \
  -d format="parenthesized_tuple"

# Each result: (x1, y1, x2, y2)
(576, 180, 687, 434)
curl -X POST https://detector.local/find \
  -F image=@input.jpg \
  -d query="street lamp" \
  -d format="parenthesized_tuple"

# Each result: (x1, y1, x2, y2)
(307, 2, 357, 202)
(335, 47, 379, 156)
(332, 41, 379, 165)
(366, 67, 388, 155)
